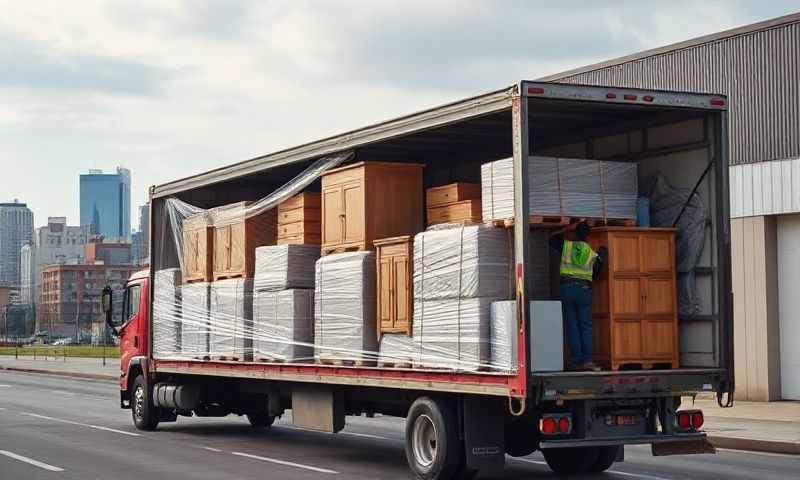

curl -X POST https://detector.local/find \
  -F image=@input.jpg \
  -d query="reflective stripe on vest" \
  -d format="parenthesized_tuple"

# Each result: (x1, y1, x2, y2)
(560, 240, 598, 281)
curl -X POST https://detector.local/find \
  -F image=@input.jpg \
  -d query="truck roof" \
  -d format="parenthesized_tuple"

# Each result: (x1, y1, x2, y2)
(150, 81, 726, 199)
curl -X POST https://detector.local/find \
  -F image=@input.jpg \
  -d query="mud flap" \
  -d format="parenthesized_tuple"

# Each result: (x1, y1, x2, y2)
(652, 438, 716, 456)
(462, 396, 505, 473)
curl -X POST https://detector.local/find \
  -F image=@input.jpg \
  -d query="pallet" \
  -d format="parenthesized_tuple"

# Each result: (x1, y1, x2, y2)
(184, 277, 211, 285)
(209, 354, 241, 362)
(377, 361, 414, 369)
(492, 215, 636, 229)
(212, 273, 247, 281)
(321, 244, 367, 256)
(317, 357, 375, 367)
(612, 361, 677, 371)
(253, 356, 286, 363)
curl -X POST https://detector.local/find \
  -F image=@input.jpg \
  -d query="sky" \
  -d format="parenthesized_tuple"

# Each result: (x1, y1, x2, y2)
(1, 0, 797, 230)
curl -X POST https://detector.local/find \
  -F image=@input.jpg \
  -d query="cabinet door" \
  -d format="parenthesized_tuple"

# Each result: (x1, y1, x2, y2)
(378, 256, 393, 332)
(642, 320, 676, 358)
(392, 254, 410, 333)
(612, 320, 643, 359)
(609, 233, 641, 274)
(342, 182, 364, 244)
(642, 277, 676, 317)
(641, 233, 674, 275)
(322, 186, 343, 245)
(229, 222, 245, 272)
(610, 277, 643, 317)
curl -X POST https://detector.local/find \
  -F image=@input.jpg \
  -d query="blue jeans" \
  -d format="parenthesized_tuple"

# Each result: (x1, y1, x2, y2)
(560, 282, 593, 366)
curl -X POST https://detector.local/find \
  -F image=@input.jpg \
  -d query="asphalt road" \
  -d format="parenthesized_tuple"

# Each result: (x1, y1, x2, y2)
(0, 371, 798, 480)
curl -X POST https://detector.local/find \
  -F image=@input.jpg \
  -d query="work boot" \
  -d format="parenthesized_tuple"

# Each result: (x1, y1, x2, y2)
(582, 362, 602, 372)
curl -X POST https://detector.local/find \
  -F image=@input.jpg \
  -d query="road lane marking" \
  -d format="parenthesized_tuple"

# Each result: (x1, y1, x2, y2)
(512, 457, 671, 480)
(0, 450, 64, 472)
(232, 452, 339, 474)
(0, 385, 10, 387)
(24, 412, 141, 437)
(201, 446, 223, 452)
(340, 431, 389, 440)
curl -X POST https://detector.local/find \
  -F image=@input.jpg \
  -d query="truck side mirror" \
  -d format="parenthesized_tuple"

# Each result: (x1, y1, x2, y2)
(101, 286, 119, 336)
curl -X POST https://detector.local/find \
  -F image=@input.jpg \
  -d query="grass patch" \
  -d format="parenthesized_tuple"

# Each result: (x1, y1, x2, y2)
(0, 345, 120, 359)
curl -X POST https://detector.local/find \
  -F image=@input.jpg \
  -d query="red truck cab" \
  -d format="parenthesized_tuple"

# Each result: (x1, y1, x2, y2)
(115, 269, 150, 405)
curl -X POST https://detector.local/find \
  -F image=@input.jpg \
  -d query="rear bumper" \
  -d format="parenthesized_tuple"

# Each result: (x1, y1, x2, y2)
(541, 431, 706, 449)
(531, 368, 727, 401)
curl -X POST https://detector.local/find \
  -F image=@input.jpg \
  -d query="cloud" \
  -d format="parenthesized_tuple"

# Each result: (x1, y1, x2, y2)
(0, 31, 167, 95)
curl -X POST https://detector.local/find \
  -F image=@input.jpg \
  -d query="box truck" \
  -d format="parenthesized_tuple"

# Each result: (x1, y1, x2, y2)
(104, 81, 732, 479)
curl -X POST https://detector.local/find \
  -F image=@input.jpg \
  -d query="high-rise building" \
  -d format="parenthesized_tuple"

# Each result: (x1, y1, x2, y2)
(79, 167, 131, 241)
(20, 217, 92, 331)
(132, 202, 150, 265)
(0, 201, 34, 288)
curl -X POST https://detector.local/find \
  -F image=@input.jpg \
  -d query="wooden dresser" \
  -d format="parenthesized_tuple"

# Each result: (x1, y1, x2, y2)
(277, 192, 321, 245)
(211, 202, 277, 280)
(320, 162, 424, 255)
(588, 227, 679, 370)
(426, 182, 481, 226)
(182, 213, 214, 283)
(375, 236, 413, 337)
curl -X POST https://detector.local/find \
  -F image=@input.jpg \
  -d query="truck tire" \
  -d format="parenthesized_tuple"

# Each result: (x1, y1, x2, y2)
(131, 375, 159, 431)
(247, 412, 275, 428)
(589, 445, 620, 473)
(404, 397, 463, 480)
(504, 416, 539, 457)
(542, 446, 600, 475)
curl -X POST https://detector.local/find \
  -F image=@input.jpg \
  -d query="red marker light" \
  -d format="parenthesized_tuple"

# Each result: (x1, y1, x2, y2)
(624, 94, 637, 101)
(643, 95, 654, 102)
(678, 412, 691, 429)
(541, 417, 557, 434)
(528, 87, 545, 95)
(606, 93, 617, 99)
(710, 97, 726, 106)
(558, 417, 571, 433)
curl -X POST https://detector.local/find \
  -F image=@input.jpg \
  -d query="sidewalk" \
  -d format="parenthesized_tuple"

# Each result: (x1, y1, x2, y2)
(0, 355, 117, 381)
(1, 356, 797, 455)
(682, 395, 800, 455)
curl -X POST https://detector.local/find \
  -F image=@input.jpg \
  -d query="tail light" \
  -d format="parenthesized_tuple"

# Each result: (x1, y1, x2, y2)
(540, 414, 572, 435)
(710, 97, 726, 106)
(676, 409, 704, 431)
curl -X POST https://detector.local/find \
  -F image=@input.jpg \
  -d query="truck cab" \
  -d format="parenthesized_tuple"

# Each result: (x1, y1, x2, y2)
(108, 269, 149, 408)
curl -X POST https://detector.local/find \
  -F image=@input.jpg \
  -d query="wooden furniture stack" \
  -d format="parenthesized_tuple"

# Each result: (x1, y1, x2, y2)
(277, 192, 321, 245)
(588, 227, 679, 370)
(375, 236, 413, 338)
(426, 182, 482, 226)
(182, 213, 214, 283)
(320, 161, 424, 255)
(211, 201, 277, 280)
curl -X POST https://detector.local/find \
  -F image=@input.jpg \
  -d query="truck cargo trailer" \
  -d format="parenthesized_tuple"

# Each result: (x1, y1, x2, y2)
(105, 81, 732, 479)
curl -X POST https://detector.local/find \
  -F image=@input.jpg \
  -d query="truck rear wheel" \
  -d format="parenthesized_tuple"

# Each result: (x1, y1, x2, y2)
(542, 446, 600, 475)
(131, 375, 159, 431)
(589, 445, 620, 473)
(246, 412, 275, 428)
(405, 397, 463, 480)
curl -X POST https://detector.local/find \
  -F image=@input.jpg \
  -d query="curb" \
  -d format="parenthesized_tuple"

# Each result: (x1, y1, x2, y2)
(0, 365, 117, 382)
(708, 435, 800, 455)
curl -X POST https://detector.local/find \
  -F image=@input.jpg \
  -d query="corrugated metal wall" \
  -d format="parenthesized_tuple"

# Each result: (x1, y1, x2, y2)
(548, 20, 800, 166)
(730, 157, 800, 217)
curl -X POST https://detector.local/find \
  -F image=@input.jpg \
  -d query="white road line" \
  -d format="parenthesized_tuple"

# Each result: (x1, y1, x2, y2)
(24, 412, 141, 437)
(716, 447, 798, 458)
(0, 450, 64, 472)
(200, 446, 223, 452)
(50, 390, 75, 396)
(0, 407, 6, 411)
(340, 431, 389, 440)
(512, 457, 671, 480)
(0, 385, 10, 387)
(232, 452, 339, 474)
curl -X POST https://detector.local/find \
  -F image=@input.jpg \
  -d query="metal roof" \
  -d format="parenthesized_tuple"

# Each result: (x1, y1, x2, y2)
(538, 12, 800, 82)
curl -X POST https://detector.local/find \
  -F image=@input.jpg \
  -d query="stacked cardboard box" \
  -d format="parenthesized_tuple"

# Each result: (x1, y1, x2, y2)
(209, 278, 254, 361)
(412, 225, 512, 371)
(252, 244, 319, 362)
(314, 251, 377, 364)
(481, 156, 638, 222)
(180, 282, 211, 357)
(153, 268, 182, 358)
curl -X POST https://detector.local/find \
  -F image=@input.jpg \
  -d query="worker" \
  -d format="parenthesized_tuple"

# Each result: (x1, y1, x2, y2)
(550, 222, 607, 371)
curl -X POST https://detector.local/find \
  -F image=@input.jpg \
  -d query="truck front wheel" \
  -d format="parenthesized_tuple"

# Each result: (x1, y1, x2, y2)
(131, 375, 159, 431)
(404, 397, 463, 480)
(542, 446, 600, 475)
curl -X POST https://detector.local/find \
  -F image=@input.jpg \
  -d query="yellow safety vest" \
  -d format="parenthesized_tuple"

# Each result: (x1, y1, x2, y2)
(560, 240, 598, 281)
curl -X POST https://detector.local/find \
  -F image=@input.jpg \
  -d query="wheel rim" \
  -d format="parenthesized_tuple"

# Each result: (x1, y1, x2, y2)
(411, 414, 438, 468)
(133, 385, 145, 421)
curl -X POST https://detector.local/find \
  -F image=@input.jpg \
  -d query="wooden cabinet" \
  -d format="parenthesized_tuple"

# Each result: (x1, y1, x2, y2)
(588, 227, 679, 370)
(182, 214, 214, 283)
(278, 193, 321, 245)
(375, 236, 412, 337)
(211, 202, 277, 280)
(427, 199, 482, 226)
(321, 162, 424, 255)
(426, 182, 480, 208)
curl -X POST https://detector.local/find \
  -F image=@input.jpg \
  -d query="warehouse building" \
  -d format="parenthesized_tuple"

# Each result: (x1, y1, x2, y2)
(542, 12, 800, 400)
